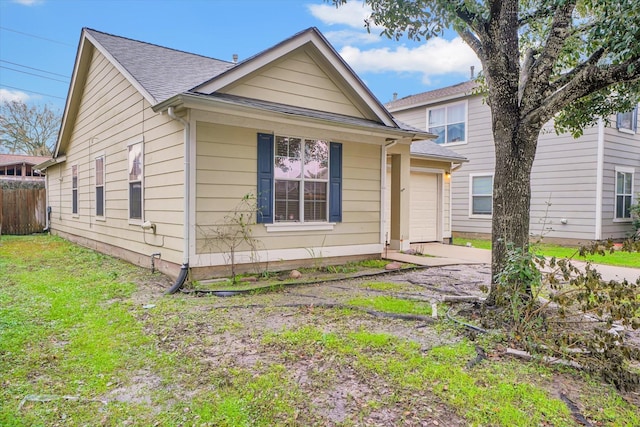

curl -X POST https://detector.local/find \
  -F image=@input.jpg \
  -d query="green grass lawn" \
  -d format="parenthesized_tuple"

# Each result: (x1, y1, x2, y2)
(2, 235, 638, 426)
(456, 238, 640, 268)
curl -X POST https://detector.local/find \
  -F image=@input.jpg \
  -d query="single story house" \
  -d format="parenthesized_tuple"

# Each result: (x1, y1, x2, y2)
(36, 27, 465, 283)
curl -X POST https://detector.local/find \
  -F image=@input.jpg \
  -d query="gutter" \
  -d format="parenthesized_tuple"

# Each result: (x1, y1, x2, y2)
(380, 139, 398, 246)
(166, 106, 191, 294)
(595, 118, 605, 240)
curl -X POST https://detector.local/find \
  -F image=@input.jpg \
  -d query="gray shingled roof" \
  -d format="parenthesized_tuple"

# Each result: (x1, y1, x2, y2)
(386, 80, 479, 111)
(85, 28, 236, 104)
(410, 140, 467, 162)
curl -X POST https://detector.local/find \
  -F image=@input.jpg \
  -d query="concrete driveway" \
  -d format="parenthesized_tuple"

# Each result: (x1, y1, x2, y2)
(384, 243, 640, 284)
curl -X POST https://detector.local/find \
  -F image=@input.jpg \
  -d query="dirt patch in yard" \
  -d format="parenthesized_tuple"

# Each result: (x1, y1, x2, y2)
(128, 263, 639, 425)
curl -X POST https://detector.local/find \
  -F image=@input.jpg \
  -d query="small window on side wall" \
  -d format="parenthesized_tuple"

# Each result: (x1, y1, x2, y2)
(72, 165, 78, 215)
(617, 105, 638, 133)
(615, 168, 634, 220)
(95, 156, 105, 218)
(470, 174, 493, 216)
(128, 142, 143, 221)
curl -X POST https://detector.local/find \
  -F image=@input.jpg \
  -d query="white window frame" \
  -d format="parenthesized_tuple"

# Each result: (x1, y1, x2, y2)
(613, 166, 634, 222)
(95, 154, 106, 220)
(127, 139, 144, 224)
(616, 105, 638, 134)
(469, 173, 493, 218)
(71, 163, 79, 217)
(426, 100, 468, 146)
(273, 135, 329, 224)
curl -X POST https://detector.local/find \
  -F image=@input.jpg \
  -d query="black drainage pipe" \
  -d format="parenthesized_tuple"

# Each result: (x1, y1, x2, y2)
(165, 264, 189, 295)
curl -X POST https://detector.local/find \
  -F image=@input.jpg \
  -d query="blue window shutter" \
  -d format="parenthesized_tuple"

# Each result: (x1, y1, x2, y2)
(329, 142, 342, 222)
(616, 112, 623, 129)
(256, 133, 274, 223)
(633, 106, 639, 132)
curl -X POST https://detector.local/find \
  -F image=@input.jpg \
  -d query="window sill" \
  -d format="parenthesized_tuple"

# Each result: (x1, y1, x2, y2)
(469, 214, 492, 220)
(617, 128, 636, 135)
(442, 141, 468, 147)
(613, 218, 632, 223)
(265, 222, 336, 232)
(95, 217, 106, 222)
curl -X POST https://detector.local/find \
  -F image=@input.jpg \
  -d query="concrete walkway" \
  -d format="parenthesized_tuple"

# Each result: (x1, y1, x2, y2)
(383, 242, 640, 283)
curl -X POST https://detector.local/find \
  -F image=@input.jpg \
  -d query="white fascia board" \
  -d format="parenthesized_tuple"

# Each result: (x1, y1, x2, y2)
(387, 91, 476, 113)
(193, 30, 396, 128)
(84, 31, 157, 106)
(167, 94, 422, 143)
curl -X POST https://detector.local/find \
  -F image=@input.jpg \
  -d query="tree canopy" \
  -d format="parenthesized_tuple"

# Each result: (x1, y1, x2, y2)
(0, 100, 61, 156)
(336, 0, 640, 296)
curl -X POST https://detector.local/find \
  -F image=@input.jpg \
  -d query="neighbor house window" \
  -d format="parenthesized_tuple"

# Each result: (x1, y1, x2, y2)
(256, 133, 342, 225)
(428, 102, 467, 144)
(615, 168, 634, 220)
(617, 105, 638, 133)
(72, 164, 78, 215)
(274, 136, 328, 222)
(128, 142, 143, 220)
(95, 156, 105, 218)
(470, 174, 493, 216)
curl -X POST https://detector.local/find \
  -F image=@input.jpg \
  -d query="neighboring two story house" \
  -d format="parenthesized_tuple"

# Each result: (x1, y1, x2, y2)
(387, 81, 639, 244)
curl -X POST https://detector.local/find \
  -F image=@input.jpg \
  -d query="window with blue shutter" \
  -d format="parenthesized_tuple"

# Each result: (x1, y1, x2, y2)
(256, 133, 274, 223)
(329, 142, 342, 222)
(257, 134, 342, 224)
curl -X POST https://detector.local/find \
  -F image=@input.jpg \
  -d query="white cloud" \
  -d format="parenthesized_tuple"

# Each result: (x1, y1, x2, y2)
(324, 30, 381, 46)
(339, 37, 481, 84)
(12, 0, 43, 5)
(0, 89, 30, 103)
(307, 1, 383, 31)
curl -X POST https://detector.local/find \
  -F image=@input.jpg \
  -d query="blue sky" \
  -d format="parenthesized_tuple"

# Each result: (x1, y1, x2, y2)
(0, 0, 480, 111)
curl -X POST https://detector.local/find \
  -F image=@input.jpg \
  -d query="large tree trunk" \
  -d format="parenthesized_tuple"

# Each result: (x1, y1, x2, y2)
(488, 116, 542, 303)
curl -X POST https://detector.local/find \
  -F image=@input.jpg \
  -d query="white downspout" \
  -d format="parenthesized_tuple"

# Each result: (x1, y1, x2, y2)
(167, 107, 190, 266)
(380, 140, 398, 246)
(595, 118, 605, 240)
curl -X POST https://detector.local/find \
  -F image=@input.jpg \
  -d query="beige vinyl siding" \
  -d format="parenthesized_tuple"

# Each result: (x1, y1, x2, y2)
(392, 95, 602, 241)
(224, 49, 366, 118)
(600, 111, 640, 239)
(194, 121, 381, 255)
(47, 48, 185, 265)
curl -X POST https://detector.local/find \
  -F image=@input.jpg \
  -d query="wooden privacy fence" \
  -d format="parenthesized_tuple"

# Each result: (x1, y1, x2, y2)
(0, 186, 46, 235)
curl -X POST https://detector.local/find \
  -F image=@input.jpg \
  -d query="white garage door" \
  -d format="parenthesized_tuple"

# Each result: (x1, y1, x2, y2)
(385, 171, 440, 243)
(410, 172, 439, 242)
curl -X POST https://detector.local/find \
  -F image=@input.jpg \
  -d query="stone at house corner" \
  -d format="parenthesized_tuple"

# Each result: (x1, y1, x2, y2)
(289, 270, 302, 279)
(385, 262, 402, 270)
(240, 276, 257, 282)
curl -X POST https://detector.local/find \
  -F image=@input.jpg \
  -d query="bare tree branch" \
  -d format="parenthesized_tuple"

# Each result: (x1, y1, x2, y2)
(0, 101, 60, 156)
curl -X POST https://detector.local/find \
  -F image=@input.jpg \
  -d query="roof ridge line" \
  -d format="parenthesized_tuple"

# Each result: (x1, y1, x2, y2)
(83, 27, 234, 65)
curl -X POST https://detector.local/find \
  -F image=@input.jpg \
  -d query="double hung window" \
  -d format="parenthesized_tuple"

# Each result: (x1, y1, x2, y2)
(615, 168, 634, 220)
(72, 165, 78, 215)
(428, 102, 467, 144)
(95, 156, 105, 218)
(128, 142, 143, 220)
(470, 174, 493, 216)
(274, 136, 328, 222)
(256, 133, 342, 226)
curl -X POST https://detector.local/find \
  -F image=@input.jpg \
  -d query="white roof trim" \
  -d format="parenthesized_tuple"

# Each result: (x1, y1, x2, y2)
(193, 29, 395, 128)
(84, 30, 157, 106)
